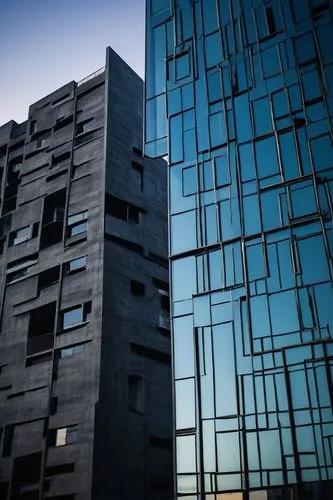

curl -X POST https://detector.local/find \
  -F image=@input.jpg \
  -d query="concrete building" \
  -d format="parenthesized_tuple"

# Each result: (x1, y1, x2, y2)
(145, 1, 333, 499)
(0, 47, 172, 500)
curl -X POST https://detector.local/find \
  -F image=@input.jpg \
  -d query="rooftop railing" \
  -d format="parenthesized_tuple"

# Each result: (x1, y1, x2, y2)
(77, 66, 105, 87)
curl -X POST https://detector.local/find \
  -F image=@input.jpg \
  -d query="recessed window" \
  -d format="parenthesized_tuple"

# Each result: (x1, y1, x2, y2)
(105, 193, 144, 224)
(65, 256, 87, 274)
(51, 426, 78, 447)
(131, 280, 145, 296)
(30, 120, 37, 135)
(62, 305, 84, 329)
(128, 375, 144, 413)
(67, 211, 88, 238)
(8, 226, 31, 246)
(76, 118, 94, 135)
(61, 302, 91, 330)
(38, 266, 60, 290)
(59, 344, 85, 358)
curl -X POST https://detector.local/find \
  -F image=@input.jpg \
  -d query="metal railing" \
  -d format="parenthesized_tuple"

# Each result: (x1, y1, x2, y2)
(77, 67, 105, 87)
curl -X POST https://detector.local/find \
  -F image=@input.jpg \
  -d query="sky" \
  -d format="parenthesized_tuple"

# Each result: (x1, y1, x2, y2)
(0, 0, 146, 125)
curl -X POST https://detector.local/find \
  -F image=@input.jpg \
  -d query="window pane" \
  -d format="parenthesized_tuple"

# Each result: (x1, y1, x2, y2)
(68, 256, 86, 272)
(70, 222, 87, 237)
(63, 305, 83, 329)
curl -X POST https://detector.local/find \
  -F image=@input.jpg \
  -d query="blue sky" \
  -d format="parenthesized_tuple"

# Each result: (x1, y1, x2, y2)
(0, 0, 146, 125)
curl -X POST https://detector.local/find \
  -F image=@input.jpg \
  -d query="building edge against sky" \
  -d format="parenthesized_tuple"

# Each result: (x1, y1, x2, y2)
(145, 1, 333, 499)
(0, 47, 172, 499)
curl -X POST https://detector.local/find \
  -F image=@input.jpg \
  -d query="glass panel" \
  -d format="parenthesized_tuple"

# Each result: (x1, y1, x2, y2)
(171, 210, 197, 254)
(177, 435, 196, 473)
(63, 305, 84, 329)
(173, 315, 195, 378)
(175, 378, 196, 429)
(68, 256, 86, 272)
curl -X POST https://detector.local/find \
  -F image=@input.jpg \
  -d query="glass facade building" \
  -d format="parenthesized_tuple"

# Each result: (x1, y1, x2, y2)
(145, 1, 333, 499)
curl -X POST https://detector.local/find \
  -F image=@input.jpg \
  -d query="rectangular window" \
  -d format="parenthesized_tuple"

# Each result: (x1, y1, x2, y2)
(38, 266, 60, 290)
(105, 193, 143, 224)
(59, 344, 85, 358)
(51, 426, 78, 447)
(60, 302, 91, 331)
(65, 256, 87, 274)
(6, 254, 38, 284)
(128, 375, 144, 413)
(76, 118, 94, 135)
(8, 226, 31, 246)
(67, 211, 88, 238)
(62, 305, 84, 329)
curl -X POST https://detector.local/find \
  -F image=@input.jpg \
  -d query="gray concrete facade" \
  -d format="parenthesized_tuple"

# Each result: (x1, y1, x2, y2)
(0, 47, 172, 500)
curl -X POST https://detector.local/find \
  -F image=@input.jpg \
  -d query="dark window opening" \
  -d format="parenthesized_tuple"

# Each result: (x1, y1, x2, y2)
(131, 343, 171, 365)
(38, 266, 60, 290)
(133, 146, 143, 157)
(29, 302, 56, 338)
(53, 115, 73, 132)
(131, 280, 145, 296)
(52, 151, 71, 166)
(76, 117, 94, 135)
(50, 396, 58, 415)
(35, 130, 51, 149)
(160, 294, 170, 313)
(266, 7, 276, 34)
(2, 425, 14, 457)
(27, 303, 56, 355)
(45, 463, 75, 476)
(67, 211, 88, 238)
(311, 2, 328, 16)
(152, 278, 169, 293)
(40, 189, 66, 249)
(12, 452, 42, 484)
(26, 352, 52, 367)
(0, 482, 9, 498)
(46, 168, 68, 182)
(42, 189, 66, 225)
(149, 435, 172, 452)
(131, 160, 144, 190)
(105, 193, 144, 224)
(6, 253, 38, 284)
(60, 302, 91, 331)
(128, 375, 144, 413)
(147, 251, 169, 268)
(30, 120, 37, 135)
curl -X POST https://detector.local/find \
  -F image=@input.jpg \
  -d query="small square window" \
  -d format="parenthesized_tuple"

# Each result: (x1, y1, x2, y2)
(131, 280, 145, 296)
(129, 375, 144, 413)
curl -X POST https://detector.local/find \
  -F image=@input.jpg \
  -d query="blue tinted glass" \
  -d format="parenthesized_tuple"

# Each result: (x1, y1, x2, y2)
(63, 305, 83, 329)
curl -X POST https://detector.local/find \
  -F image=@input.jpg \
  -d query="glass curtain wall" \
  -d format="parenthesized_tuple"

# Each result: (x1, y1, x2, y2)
(145, 1, 333, 498)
